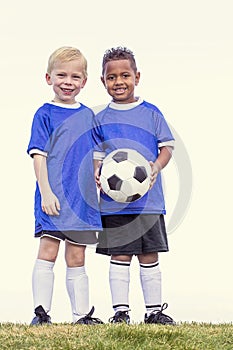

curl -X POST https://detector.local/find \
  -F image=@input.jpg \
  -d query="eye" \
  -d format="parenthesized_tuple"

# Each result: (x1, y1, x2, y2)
(122, 73, 130, 78)
(57, 73, 65, 77)
(73, 75, 82, 80)
(107, 75, 115, 81)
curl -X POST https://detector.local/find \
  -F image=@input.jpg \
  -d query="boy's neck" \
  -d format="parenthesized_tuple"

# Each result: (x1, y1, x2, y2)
(109, 97, 142, 110)
(49, 100, 81, 109)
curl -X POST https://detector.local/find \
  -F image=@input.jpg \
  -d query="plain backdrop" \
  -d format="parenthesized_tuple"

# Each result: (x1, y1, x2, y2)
(0, 0, 232, 324)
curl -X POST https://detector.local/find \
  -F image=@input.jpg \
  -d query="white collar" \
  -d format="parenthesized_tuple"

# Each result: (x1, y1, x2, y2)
(109, 97, 143, 110)
(48, 101, 81, 109)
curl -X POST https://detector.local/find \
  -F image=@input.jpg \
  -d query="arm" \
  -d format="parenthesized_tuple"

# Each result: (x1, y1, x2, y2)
(94, 159, 103, 191)
(149, 146, 173, 189)
(33, 154, 60, 216)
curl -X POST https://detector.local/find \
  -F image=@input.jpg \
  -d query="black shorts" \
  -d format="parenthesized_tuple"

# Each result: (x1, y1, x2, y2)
(96, 214, 168, 256)
(35, 230, 98, 245)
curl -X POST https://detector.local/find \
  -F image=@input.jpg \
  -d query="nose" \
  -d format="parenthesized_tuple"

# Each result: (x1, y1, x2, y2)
(64, 76, 72, 85)
(115, 76, 123, 85)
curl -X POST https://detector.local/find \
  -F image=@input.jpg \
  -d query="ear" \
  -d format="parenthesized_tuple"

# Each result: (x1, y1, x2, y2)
(135, 71, 140, 86)
(81, 78, 87, 89)
(101, 76, 106, 88)
(45, 73, 52, 85)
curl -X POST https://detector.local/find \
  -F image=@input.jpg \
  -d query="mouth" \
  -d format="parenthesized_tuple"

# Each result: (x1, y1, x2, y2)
(61, 88, 74, 93)
(114, 87, 127, 94)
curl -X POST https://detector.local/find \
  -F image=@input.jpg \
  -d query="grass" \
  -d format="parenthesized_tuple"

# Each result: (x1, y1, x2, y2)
(0, 322, 232, 350)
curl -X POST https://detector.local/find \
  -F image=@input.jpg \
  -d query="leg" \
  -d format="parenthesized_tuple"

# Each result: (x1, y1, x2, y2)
(138, 252, 162, 316)
(32, 237, 60, 312)
(31, 237, 60, 324)
(138, 252, 158, 265)
(65, 241, 89, 322)
(65, 240, 86, 267)
(37, 236, 60, 262)
(108, 254, 132, 323)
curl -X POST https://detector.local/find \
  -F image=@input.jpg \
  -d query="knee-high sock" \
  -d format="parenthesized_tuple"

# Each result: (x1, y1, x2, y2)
(140, 261, 161, 315)
(66, 266, 89, 322)
(32, 259, 55, 313)
(109, 260, 130, 312)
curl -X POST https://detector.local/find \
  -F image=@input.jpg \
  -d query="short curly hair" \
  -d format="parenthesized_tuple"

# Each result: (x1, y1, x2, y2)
(102, 47, 137, 75)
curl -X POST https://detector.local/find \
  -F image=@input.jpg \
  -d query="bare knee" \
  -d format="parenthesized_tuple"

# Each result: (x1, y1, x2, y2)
(111, 255, 132, 262)
(37, 237, 60, 262)
(65, 242, 86, 267)
(137, 252, 158, 264)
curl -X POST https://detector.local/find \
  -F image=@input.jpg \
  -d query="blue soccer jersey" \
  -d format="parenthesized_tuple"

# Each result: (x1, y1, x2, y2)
(92, 98, 175, 215)
(27, 102, 102, 233)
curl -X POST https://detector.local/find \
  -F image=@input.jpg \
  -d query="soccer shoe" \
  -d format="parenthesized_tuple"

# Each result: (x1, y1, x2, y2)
(144, 303, 176, 325)
(30, 305, 52, 326)
(75, 306, 104, 325)
(109, 310, 130, 324)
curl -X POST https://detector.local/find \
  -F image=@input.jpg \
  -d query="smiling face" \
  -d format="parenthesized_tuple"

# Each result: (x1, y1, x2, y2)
(46, 59, 87, 104)
(101, 59, 140, 104)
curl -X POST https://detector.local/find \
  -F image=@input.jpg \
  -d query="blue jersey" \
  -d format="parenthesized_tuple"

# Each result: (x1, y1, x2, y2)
(92, 98, 175, 215)
(27, 102, 102, 233)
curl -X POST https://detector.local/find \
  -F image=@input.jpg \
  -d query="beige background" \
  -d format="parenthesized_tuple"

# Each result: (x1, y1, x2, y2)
(0, 0, 232, 323)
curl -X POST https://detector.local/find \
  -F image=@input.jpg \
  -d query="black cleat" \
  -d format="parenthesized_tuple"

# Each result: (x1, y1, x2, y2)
(30, 305, 52, 326)
(75, 306, 104, 325)
(144, 303, 176, 325)
(109, 310, 130, 324)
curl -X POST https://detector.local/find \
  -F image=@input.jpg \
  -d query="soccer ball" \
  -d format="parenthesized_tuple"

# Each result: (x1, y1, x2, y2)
(100, 148, 151, 203)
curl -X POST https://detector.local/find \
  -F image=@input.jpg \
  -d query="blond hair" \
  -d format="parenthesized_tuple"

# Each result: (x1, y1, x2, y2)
(47, 46, 88, 78)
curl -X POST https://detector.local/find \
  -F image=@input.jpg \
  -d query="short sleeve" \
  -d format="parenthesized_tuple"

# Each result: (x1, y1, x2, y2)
(154, 111, 175, 148)
(92, 117, 104, 153)
(27, 106, 51, 156)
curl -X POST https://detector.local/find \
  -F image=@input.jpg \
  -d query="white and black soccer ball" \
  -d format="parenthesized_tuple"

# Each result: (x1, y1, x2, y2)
(100, 148, 151, 203)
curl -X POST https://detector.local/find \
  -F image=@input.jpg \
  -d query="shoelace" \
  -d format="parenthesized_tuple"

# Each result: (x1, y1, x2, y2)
(149, 303, 174, 323)
(109, 310, 129, 323)
(81, 306, 104, 324)
(157, 303, 169, 315)
(35, 305, 50, 322)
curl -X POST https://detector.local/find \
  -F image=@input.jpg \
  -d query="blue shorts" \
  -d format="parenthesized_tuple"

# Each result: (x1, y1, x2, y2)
(35, 230, 98, 245)
(96, 214, 168, 256)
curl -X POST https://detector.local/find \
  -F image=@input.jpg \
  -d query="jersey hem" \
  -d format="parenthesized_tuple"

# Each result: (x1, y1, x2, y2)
(100, 210, 166, 216)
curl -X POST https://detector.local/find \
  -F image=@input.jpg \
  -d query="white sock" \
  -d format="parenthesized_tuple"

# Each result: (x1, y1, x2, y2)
(140, 261, 162, 316)
(66, 266, 89, 322)
(109, 260, 130, 312)
(32, 259, 55, 313)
